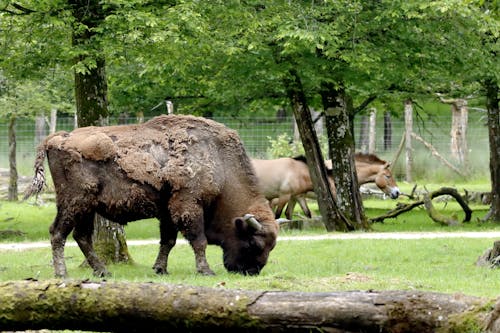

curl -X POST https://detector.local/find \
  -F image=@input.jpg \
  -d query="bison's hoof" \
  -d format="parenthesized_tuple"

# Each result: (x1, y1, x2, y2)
(199, 269, 216, 276)
(153, 266, 168, 275)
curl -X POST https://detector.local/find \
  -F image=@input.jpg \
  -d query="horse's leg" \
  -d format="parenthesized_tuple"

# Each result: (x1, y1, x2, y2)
(285, 196, 297, 220)
(274, 194, 291, 219)
(296, 194, 312, 218)
(152, 215, 178, 275)
(72, 213, 110, 277)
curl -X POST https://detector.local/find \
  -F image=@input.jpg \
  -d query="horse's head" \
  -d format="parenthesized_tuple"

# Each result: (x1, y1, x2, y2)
(374, 162, 400, 199)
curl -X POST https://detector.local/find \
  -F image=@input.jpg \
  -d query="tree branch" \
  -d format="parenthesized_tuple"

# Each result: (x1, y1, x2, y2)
(353, 94, 377, 115)
(1, 2, 36, 15)
(370, 187, 472, 224)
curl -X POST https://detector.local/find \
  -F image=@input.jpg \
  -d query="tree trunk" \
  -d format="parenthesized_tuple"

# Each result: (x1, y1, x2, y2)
(404, 99, 414, 183)
(485, 79, 500, 223)
(476, 240, 500, 268)
(49, 108, 57, 134)
(438, 95, 469, 168)
(0, 280, 497, 333)
(321, 83, 368, 230)
(384, 111, 392, 151)
(34, 113, 46, 147)
(87, 215, 132, 266)
(7, 114, 18, 201)
(283, 68, 348, 232)
(71, 0, 131, 265)
(368, 108, 376, 154)
(451, 99, 469, 167)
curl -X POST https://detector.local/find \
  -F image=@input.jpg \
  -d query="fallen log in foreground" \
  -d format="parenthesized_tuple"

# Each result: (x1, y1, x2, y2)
(0, 280, 498, 333)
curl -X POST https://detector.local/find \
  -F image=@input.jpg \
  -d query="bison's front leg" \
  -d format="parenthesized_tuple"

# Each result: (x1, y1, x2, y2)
(169, 196, 215, 275)
(189, 235, 215, 276)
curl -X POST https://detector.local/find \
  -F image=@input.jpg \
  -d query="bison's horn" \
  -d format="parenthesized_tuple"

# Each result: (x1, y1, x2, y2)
(243, 214, 263, 231)
(276, 218, 290, 225)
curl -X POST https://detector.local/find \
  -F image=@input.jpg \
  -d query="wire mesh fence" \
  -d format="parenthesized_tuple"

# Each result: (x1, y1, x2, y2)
(0, 111, 490, 181)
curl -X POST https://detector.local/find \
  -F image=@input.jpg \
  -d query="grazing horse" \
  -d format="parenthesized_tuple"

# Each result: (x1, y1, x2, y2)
(282, 152, 400, 219)
(349, 152, 400, 199)
(251, 156, 335, 219)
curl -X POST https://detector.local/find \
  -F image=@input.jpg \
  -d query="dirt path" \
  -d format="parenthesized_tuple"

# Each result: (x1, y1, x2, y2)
(2, 231, 500, 251)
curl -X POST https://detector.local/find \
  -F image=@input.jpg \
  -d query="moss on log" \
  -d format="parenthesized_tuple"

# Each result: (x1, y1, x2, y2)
(0, 280, 498, 332)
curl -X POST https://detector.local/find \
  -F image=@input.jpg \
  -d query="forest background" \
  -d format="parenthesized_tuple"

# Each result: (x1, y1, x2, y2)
(0, 1, 499, 227)
(0, 2, 499, 330)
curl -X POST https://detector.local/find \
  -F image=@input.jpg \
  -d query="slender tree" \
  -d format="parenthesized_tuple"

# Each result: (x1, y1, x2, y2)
(68, 0, 133, 267)
(321, 83, 368, 229)
(485, 79, 500, 222)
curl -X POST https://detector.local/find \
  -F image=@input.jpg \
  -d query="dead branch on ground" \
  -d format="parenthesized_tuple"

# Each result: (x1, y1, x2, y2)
(370, 187, 472, 224)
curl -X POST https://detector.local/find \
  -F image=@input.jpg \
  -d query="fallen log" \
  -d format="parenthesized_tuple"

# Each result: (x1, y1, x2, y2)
(0, 280, 498, 332)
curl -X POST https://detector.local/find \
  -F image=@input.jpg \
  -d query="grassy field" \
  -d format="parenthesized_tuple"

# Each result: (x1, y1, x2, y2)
(1, 188, 499, 299)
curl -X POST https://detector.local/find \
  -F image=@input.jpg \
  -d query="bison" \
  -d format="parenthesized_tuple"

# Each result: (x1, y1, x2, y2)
(24, 114, 279, 278)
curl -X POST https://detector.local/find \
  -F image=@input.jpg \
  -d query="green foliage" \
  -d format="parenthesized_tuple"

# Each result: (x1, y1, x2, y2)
(0, 74, 73, 118)
(266, 133, 303, 158)
(1, 0, 498, 119)
(266, 132, 330, 159)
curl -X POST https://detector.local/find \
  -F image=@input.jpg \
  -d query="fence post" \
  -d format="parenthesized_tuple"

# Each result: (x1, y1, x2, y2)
(404, 99, 413, 183)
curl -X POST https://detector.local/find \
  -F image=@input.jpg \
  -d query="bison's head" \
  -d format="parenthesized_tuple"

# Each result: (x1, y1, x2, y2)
(222, 214, 277, 275)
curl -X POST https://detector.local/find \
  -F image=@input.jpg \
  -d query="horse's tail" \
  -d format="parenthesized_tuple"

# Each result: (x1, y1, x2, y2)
(23, 142, 48, 201)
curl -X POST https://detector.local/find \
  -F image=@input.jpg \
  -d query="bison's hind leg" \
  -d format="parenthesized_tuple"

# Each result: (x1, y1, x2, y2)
(49, 211, 76, 278)
(152, 217, 178, 275)
(72, 214, 110, 277)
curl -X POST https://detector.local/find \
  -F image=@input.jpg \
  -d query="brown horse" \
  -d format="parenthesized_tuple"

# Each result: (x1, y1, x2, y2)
(275, 153, 400, 219)
(251, 156, 334, 219)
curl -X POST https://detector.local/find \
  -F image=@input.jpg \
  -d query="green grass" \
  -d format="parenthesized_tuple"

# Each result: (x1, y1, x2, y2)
(0, 238, 498, 298)
(1, 194, 498, 242)
(1, 194, 499, 299)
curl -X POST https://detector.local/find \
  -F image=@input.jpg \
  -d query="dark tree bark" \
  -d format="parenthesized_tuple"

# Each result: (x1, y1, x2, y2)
(7, 114, 18, 201)
(283, 69, 350, 232)
(0, 280, 497, 333)
(484, 78, 500, 223)
(321, 82, 368, 230)
(70, 0, 131, 265)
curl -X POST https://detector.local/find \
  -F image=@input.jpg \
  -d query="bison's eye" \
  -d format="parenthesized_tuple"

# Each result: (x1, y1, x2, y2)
(249, 237, 265, 251)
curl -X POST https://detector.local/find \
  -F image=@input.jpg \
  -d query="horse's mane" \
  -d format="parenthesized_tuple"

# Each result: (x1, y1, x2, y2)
(292, 155, 333, 173)
(292, 155, 308, 164)
(354, 152, 387, 165)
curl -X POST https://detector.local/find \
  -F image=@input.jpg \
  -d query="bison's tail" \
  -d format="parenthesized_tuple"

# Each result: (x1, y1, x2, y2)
(23, 144, 47, 201)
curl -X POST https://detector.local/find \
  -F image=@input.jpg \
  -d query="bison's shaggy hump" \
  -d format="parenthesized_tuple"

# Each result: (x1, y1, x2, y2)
(43, 114, 253, 192)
